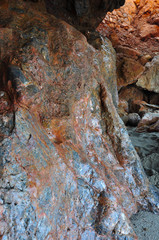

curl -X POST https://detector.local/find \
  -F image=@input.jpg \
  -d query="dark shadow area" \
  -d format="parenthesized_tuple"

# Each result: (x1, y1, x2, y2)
(44, 0, 125, 32)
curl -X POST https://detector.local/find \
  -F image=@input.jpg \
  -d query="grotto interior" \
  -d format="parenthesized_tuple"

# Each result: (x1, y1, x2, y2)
(0, 0, 159, 239)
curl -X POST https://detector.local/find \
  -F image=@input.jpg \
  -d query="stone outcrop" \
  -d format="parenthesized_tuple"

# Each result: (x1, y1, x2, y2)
(0, 1, 159, 240)
(116, 56, 145, 89)
(137, 113, 159, 132)
(137, 56, 159, 93)
(98, 0, 159, 123)
(98, 0, 159, 58)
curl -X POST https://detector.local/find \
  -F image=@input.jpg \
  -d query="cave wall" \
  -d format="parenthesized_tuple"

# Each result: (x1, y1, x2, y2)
(0, 1, 159, 240)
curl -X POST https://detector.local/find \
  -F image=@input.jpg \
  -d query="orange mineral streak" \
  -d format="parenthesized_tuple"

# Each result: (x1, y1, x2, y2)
(0, 2, 158, 239)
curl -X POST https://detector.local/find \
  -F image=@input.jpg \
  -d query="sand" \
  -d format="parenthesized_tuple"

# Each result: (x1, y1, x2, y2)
(131, 210, 159, 240)
(127, 127, 159, 239)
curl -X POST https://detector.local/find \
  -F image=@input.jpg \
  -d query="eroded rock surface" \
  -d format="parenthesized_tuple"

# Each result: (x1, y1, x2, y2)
(0, 1, 159, 240)
(98, 0, 159, 58)
(98, 0, 159, 114)
(137, 112, 159, 132)
(137, 56, 159, 93)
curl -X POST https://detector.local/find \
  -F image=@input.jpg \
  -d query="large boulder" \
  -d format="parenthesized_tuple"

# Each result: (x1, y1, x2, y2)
(127, 113, 141, 127)
(119, 85, 146, 102)
(0, 1, 159, 240)
(137, 55, 159, 93)
(117, 56, 145, 88)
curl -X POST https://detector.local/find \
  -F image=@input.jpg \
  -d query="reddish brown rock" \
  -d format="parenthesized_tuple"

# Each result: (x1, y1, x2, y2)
(117, 56, 145, 88)
(115, 45, 141, 60)
(139, 54, 152, 65)
(137, 113, 159, 132)
(140, 24, 159, 40)
(0, 1, 159, 240)
(119, 85, 145, 102)
(98, 0, 159, 57)
(118, 99, 129, 113)
(118, 99, 129, 124)
(137, 56, 159, 93)
(98, 0, 159, 93)
(128, 99, 146, 114)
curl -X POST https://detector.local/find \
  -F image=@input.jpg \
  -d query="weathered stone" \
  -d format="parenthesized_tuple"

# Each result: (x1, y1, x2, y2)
(140, 24, 159, 40)
(118, 99, 129, 113)
(137, 55, 159, 93)
(0, 112, 14, 142)
(127, 113, 141, 126)
(119, 85, 145, 102)
(129, 99, 159, 116)
(0, 1, 159, 240)
(0, 220, 7, 236)
(137, 113, 159, 132)
(118, 99, 129, 124)
(139, 54, 152, 65)
(115, 45, 141, 60)
(98, 0, 159, 94)
(129, 100, 149, 116)
(0, 91, 11, 113)
(100, 36, 118, 107)
(117, 56, 145, 88)
(148, 12, 159, 26)
(129, 99, 143, 114)
(0, 205, 4, 220)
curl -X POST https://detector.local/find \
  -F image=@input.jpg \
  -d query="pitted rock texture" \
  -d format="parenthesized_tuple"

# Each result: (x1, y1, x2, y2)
(0, 1, 159, 240)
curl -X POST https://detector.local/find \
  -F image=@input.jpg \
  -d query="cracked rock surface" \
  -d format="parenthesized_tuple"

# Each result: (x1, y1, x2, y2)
(0, 1, 159, 239)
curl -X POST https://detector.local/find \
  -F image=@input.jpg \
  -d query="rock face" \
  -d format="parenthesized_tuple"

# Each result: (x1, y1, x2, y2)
(116, 55, 145, 89)
(0, 1, 159, 240)
(98, 0, 159, 110)
(98, 0, 159, 58)
(137, 56, 159, 93)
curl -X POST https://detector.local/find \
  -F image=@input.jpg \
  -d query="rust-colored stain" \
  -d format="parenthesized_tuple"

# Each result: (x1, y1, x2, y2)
(0, 1, 158, 240)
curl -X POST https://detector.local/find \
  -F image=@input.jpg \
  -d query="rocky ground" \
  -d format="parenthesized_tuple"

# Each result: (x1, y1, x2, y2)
(128, 126, 159, 240)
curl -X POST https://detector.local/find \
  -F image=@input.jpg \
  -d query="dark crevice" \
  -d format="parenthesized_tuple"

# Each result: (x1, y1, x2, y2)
(0, 60, 17, 144)
(94, 191, 108, 235)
